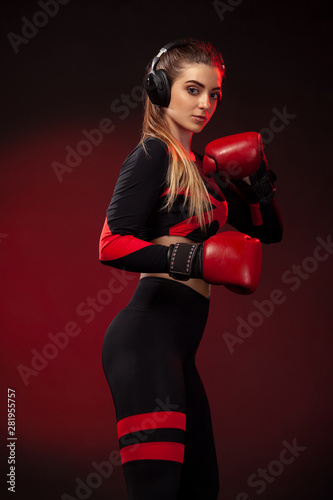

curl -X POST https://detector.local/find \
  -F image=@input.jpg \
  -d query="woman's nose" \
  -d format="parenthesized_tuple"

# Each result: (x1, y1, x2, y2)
(198, 93, 211, 109)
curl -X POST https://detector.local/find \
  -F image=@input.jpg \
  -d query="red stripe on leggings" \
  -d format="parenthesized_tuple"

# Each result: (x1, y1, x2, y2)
(117, 411, 186, 439)
(120, 441, 185, 464)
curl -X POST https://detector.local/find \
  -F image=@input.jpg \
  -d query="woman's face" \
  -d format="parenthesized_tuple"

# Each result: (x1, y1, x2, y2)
(162, 63, 222, 138)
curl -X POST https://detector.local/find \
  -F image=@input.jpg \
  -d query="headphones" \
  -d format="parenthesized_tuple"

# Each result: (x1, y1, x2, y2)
(144, 40, 224, 108)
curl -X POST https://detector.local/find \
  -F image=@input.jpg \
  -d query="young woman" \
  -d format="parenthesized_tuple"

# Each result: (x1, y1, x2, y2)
(99, 39, 282, 500)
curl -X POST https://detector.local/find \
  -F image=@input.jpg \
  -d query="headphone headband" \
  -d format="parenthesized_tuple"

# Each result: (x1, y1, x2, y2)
(150, 40, 190, 73)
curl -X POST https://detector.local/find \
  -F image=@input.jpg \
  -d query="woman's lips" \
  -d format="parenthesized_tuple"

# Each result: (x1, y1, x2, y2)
(192, 115, 207, 122)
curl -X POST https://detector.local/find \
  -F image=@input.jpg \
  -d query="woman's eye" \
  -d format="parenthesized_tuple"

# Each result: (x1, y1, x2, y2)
(211, 92, 221, 100)
(187, 87, 198, 95)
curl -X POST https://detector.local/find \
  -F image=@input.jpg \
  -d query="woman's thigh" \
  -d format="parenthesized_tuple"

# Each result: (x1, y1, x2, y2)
(102, 308, 187, 419)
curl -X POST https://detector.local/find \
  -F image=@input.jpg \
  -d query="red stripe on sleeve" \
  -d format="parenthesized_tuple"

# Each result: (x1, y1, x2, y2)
(99, 217, 153, 261)
(250, 203, 264, 226)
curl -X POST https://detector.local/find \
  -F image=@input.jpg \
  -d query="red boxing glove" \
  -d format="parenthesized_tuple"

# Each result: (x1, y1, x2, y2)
(202, 132, 262, 178)
(167, 231, 262, 294)
(202, 132, 276, 204)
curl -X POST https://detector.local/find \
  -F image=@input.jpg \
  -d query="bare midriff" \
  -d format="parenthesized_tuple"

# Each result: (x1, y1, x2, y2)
(140, 235, 211, 299)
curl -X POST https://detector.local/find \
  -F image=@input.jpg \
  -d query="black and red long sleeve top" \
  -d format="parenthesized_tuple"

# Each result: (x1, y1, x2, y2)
(99, 137, 282, 272)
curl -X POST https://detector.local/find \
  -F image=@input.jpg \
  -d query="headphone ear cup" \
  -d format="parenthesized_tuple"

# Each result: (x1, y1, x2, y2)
(155, 69, 171, 107)
(144, 69, 171, 107)
(144, 72, 159, 105)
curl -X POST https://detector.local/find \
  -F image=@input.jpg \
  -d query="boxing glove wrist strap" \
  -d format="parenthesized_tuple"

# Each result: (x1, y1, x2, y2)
(232, 163, 277, 205)
(167, 243, 202, 281)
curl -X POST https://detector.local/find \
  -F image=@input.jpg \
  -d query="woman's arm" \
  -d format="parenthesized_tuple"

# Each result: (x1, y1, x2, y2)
(99, 137, 170, 272)
(220, 179, 283, 244)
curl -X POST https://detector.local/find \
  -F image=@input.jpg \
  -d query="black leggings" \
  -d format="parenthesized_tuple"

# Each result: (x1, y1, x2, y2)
(102, 277, 219, 500)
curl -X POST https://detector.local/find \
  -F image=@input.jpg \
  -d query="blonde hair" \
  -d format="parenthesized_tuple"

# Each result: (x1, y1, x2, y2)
(140, 39, 226, 230)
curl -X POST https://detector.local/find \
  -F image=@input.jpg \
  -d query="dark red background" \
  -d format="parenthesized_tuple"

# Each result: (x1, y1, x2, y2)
(1, 1, 332, 499)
